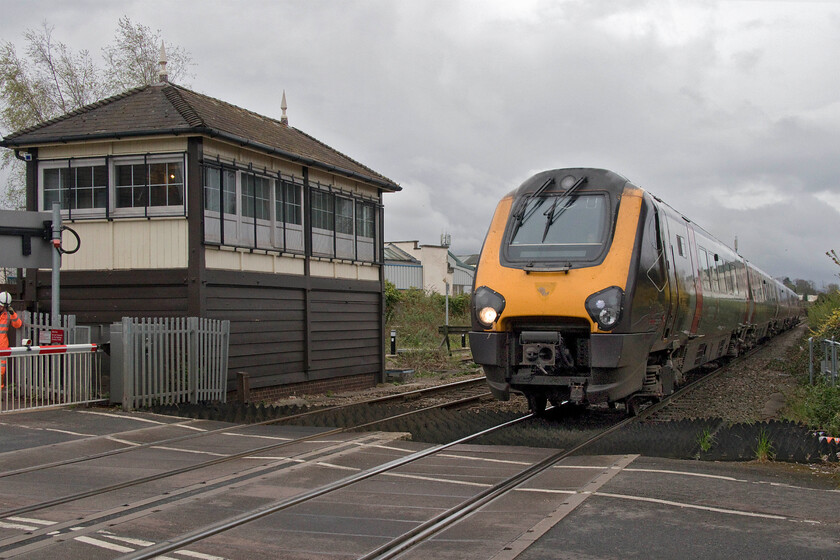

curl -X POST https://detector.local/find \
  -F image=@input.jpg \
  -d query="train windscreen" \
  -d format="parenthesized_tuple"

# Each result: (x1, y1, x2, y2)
(507, 193, 608, 261)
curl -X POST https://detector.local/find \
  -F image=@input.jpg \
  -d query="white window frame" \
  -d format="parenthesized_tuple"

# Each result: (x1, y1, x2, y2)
(111, 154, 187, 218)
(39, 158, 108, 218)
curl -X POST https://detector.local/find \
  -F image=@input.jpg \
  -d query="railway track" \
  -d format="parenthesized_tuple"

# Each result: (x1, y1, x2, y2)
(0, 377, 490, 557)
(0, 376, 488, 480)
(108, 397, 642, 560)
(638, 344, 770, 423)
(0, 338, 798, 558)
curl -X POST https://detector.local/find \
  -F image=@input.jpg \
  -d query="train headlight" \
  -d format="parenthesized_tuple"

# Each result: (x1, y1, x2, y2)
(474, 286, 506, 328)
(585, 286, 624, 331)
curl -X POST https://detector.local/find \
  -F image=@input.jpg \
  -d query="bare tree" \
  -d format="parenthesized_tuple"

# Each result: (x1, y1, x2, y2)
(0, 17, 193, 209)
(102, 16, 192, 93)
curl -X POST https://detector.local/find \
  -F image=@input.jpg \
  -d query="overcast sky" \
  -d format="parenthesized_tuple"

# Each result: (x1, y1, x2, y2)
(2, 0, 839, 287)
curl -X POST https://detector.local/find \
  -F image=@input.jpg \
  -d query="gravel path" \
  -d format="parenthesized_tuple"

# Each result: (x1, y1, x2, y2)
(670, 323, 808, 423)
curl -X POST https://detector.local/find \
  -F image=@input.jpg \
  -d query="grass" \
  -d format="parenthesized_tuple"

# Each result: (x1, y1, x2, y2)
(781, 291, 840, 437)
(384, 285, 476, 378)
(696, 427, 716, 453)
(754, 429, 776, 462)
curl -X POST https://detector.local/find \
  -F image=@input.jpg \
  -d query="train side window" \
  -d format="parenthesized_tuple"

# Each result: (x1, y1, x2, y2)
(676, 235, 686, 257)
(698, 248, 711, 291)
(720, 261, 731, 293)
(710, 254, 720, 293)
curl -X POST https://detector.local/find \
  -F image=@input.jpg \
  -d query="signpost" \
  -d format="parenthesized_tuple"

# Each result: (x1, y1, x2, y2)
(0, 205, 62, 326)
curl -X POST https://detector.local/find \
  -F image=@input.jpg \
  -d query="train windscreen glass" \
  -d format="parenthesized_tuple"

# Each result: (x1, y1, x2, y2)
(507, 194, 608, 260)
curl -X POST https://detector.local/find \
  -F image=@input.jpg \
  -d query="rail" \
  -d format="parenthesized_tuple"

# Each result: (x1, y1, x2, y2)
(809, 337, 838, 386)
(0, 343, 104, 413)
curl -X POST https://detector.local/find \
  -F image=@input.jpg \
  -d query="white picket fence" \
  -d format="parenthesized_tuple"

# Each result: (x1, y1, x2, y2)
(112, 317, 230, 411)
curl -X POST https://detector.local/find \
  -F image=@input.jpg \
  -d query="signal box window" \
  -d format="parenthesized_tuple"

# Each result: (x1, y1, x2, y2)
(116, 161, 184, 208)
(43, 164, 107, 210)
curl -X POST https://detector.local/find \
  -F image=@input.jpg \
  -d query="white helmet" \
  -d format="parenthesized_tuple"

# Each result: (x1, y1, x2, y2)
(0, 292, 11, 306)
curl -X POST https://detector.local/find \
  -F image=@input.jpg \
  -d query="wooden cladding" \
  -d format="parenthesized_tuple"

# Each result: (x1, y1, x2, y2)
(33, 267, 383, 392)
(204, 269, 381, 390)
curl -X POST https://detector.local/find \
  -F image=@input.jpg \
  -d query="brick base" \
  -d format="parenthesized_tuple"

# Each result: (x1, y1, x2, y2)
(229, 373, 378, 403)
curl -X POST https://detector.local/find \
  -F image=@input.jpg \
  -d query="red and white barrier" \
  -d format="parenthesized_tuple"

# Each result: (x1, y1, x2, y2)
(0, 343, 100, 358)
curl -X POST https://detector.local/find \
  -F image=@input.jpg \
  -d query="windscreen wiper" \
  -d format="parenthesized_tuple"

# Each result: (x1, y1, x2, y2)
(510, 177, 555, 238)
(540, 176, 588, 242)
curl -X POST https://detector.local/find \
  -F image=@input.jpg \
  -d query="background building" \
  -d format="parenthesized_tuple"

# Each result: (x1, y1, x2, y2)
(384, 240, 474, 295)
(0, 78, 401, 398)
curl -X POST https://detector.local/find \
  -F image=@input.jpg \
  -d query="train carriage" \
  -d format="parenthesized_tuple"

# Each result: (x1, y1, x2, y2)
(469, 168, 801, 415)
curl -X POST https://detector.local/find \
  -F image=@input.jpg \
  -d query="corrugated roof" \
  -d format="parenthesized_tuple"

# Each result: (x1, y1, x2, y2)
(384, 243, 420, 263)
(1, 83, 400, 191)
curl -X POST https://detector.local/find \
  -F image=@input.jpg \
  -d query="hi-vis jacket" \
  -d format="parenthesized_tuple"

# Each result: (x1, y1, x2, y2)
(0, 309, 22, 349)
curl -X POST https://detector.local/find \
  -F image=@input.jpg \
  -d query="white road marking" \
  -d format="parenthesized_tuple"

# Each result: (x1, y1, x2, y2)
(76, 410, 168, 424)
(222, 432, 292, 441)
(315, 461, 359, 471)
(383, 471, 493, 487)
(6, 516, 56, 526)
(515, 487, 576, 495)
(623, 467, 742, 481)
(438, 453, 531, 466)
(106, 436, 142, 446)
(96, 531, 228, 559)
(242, 456, 305, 462)
(0, 521, 39, 531)
(43, 428, 97, 437)
(150, 446, 227, 457)
(74, 535, 135, 552)
(596, 491, 791, 520)
(174, 549, 229, 559)
(366, 443, 414, 452)
(172, 423, 208, 432)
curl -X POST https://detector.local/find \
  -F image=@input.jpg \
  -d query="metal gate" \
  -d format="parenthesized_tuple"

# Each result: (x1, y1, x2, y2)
(111, 317, 230, 411)
(0, 343, 104, 413)
(810, 337, 839, 386)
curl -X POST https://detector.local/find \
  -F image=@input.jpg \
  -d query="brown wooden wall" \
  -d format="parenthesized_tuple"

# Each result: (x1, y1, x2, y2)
(204, 269, 382, 391)
(33, 269, 190, 325)
(30, 268, 383, 392)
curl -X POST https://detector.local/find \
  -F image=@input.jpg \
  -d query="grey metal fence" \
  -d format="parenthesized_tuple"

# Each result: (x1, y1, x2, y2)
(0, 343, 104, 413)
(22, 311, 91, 345)
(111, 317, 231, 411)
(808, 337, 839, 386)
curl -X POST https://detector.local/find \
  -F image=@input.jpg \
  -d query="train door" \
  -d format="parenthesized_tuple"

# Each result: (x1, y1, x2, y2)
(651, 201, 677, 339)
(665, 214, 695, 338)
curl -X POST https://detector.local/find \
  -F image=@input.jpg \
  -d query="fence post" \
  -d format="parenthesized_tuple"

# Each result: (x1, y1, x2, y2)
(809, 337, 814, 385)
(122, 317, 134, 411)
(237, 371, 250, 403)
(188, 317, 199, 404)
(221, 320, 231, 403)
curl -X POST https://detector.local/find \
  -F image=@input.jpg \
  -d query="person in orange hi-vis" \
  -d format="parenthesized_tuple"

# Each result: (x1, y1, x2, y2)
(0, 292, 23, 389)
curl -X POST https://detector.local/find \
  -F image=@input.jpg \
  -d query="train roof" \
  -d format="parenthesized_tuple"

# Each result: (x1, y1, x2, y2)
(507, 168, 631, 199)
(505, 168, 796, 296)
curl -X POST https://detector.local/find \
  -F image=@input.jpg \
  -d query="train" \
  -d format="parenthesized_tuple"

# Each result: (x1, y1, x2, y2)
(468, 168, 802, 415)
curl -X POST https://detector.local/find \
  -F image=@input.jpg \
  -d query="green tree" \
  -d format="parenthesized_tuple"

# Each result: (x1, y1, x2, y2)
(793, 278, 815, 297)
(0, 18, 193, 209)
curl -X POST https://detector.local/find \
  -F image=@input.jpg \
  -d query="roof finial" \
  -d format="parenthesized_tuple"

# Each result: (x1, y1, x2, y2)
(280, 90, 288, 126)
(158, 41, 168, 84)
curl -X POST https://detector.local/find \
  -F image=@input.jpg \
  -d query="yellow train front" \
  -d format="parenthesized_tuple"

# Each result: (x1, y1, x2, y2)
(469, 168, 674, 414)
